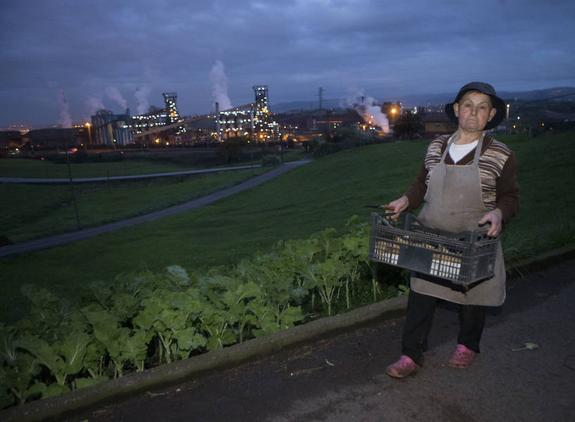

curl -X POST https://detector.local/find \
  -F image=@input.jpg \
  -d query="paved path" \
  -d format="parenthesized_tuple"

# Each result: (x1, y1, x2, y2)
(0, 160, 311, 257)
(0, 163, 261, 184)
(67, 258, 575, 422)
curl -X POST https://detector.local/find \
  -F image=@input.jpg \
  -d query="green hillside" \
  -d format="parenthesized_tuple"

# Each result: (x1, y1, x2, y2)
(1, 132, 574, 322)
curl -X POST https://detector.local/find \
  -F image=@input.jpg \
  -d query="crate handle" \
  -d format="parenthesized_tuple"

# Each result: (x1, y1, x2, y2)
(370, 211, 414, 228)
(370, 211, 394, 227)
(401, 214, 495, 238)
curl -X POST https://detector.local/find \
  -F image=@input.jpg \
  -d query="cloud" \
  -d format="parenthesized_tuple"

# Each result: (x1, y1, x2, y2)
(1, 0, 574, 126)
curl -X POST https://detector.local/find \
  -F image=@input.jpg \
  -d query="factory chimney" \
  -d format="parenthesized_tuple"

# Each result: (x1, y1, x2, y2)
(215, 102, 221, 142)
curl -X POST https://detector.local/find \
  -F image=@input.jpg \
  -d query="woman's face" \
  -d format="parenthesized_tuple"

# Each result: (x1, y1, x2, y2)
(454, 91, 496, 132)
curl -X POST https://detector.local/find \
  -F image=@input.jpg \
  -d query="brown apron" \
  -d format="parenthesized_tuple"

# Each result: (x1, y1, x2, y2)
(411, 133, 506, 306)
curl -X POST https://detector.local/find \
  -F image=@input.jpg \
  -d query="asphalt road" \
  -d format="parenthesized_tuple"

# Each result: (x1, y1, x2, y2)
(66, 257, 575, 422)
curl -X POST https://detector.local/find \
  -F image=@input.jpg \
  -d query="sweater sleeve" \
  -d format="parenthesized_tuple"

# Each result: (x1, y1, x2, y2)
(496, 151, 520, 223)
(404, 162, 428, 211)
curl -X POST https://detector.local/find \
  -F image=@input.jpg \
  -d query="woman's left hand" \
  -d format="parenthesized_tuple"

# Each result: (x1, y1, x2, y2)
(478, 209, 503, 237)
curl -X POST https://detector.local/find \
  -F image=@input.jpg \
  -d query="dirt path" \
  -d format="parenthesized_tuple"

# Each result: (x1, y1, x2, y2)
(66, 258, 575, 422)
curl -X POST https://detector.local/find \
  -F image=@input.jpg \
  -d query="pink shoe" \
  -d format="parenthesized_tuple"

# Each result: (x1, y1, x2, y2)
(386, 355, 419, 379)
(448, 344, 476, 368)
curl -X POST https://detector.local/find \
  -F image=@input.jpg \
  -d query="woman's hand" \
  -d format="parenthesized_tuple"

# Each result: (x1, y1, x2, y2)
(478, 208, 503, 237)
(384, 195, 409, 220)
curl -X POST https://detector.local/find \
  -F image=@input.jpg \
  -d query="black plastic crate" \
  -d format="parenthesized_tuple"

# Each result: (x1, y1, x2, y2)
(369, 212, 498, 286)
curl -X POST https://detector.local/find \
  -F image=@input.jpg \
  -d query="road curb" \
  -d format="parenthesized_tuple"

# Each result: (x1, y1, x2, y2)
(2, 244, 574, 422)
(506, 244, 575, 279)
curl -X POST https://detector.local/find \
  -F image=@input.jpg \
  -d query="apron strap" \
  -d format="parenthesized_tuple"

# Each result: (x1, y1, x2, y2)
(441, 132, 485, 165)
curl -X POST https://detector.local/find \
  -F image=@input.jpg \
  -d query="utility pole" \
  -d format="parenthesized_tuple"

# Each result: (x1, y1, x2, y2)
(318, 87, 324, 111)
(65, 151, 81, 230)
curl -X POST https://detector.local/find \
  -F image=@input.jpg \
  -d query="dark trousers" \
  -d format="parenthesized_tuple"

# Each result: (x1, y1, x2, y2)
(402, 289, 486, 365)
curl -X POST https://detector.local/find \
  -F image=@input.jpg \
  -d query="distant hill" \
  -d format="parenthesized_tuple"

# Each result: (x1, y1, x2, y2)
(270, 98, 345, 113)
(271, 87, 575, 112)
(499, 87, 575, 102)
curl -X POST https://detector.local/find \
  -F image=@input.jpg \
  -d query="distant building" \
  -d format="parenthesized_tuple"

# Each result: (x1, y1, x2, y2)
(90, 91, 186, 146)
(252, 85, 280, 141)
(421, 112, 457, 138)
(183, 116, 217, 144)
(91, 110, 132, 146)
(130, 107, 169, 134)
(217, 103, 254, 140)
(162, 92, 186, 134)
(274, 109, 364, 142)
(130, 92, 185, 138)
(216, 85, 280, 142)
(22, 127, 88, 149)
(162, 92, 180, 124)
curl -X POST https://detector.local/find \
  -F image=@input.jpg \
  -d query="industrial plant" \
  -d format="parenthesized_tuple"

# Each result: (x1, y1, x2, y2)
(0, 84, 403, 152)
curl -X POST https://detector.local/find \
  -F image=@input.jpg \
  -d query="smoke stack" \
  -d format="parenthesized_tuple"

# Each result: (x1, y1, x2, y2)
(250, 108, 255, 142)
(215, 102, 221, 142)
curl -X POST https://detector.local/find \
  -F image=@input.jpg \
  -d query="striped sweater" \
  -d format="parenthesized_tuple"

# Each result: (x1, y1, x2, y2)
(404, 134, 520, 223)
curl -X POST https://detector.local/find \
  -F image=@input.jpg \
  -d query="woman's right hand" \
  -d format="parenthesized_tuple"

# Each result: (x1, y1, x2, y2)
(384, 195, 409, 220)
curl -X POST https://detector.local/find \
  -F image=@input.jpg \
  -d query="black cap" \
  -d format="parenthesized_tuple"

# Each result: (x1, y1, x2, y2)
(445, 82, 506, 130)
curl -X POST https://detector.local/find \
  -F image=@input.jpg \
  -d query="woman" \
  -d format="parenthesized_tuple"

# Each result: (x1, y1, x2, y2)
(385, 82, 519, 378)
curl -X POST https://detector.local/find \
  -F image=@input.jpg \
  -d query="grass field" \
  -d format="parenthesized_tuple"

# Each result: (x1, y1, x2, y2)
(0, 158, 193, 178)
(0, 150, 306, 179)
(1, 131, 574, 322)
(0, 167, 267, 242)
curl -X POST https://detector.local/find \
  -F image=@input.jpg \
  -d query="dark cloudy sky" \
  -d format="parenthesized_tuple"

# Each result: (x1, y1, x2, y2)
(1, 0, 574, 127)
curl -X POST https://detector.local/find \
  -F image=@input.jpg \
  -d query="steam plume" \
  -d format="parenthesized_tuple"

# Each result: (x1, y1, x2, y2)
(135, 87, 151, 115)
(86, 96, 106, 115)
(209, 60, 233, 110)
(105, 86, 128, 111)
(58, 89, 73, 128)
(346, 90, 389, 133)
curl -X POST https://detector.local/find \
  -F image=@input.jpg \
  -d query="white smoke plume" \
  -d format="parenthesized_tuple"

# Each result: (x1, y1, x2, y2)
(105, 86, 128, 111)
(209, 60, 233, 111)
(135, 86, 151, 115)
(86, 96, 106, 115)
(346, 90, 390, 133)
(58, 89, 73, 128)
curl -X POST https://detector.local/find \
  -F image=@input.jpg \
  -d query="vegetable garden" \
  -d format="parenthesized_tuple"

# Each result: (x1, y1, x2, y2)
(0, 217, 406, 409)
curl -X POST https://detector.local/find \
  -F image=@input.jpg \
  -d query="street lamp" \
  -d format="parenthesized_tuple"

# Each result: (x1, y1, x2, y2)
(84, 122, 92, 147)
